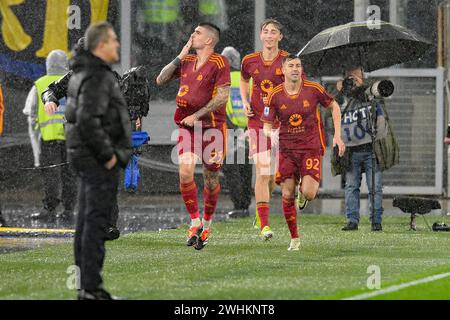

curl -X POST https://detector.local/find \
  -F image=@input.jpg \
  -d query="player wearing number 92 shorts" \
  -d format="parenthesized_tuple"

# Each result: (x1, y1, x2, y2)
(260, 55, 345, 250)
(261, 79, 335, 185)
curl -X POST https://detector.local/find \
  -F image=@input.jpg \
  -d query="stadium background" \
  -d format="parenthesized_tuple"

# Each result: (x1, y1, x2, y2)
(0, 0, 446, 197)
(1, 0, 450, 302)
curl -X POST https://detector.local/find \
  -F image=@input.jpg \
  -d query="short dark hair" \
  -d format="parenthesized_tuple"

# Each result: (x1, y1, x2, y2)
(283, 54, 301, 64)
(260, 18, 283, 33)
(198, 22, 221, 46)
(85, 22, 114, 52)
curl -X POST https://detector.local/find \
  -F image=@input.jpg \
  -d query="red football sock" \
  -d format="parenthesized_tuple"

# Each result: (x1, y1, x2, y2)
(257, 202, 270, 229)
(180, 180, 199, 220)
(203, 184, 221, 222)
(282, 197, 298, 238)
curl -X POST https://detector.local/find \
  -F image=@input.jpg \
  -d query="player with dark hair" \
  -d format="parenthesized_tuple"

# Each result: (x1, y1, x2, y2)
(156, 22, 230, 250)
(261, 55, 345, 251)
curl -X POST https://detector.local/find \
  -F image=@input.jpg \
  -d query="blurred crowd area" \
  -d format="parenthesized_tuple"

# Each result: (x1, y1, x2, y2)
(0, 0, 443, 197)
(0, 0, 438, 136)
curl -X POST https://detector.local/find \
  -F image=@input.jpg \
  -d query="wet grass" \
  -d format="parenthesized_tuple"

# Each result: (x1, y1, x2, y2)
(0, 215, 449, 299)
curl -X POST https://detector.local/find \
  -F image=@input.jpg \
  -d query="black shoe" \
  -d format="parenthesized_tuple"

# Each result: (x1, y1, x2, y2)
(77, 288, 125, 300)
(105, 226, 121, 241)
(193, 227, 210, 251)
(186, 225, 203, 247)
(31, 208, 56, 220)
(432, 222, 450, 231)
(0, 214, 6, 227)
(371, 223, 383, 231)
(342, 222, 358, 231)
(227, 209, 250, 219)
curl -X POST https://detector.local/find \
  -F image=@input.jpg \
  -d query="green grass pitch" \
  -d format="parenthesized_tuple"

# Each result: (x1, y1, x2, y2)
(1, 215, 449, 300)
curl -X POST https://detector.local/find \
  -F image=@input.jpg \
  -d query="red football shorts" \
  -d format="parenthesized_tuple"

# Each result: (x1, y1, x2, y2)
(276, 150, 322, 184)
(177, 124, 227, 172)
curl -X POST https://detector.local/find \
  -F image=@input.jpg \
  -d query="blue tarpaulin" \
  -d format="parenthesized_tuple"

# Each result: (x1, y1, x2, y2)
(124, 131, 150, 192)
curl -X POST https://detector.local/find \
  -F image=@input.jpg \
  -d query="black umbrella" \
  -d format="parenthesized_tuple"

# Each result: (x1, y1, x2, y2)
(298, 21, 432, 76)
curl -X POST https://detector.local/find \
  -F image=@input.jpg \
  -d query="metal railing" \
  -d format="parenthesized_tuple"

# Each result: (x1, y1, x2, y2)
(320, 68, 445, 195)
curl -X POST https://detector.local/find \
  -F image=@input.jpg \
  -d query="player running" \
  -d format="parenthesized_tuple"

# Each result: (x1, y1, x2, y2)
(261, 55, 345, 251)
(240, 18, 288, 240)
(156, 22, 230, 250)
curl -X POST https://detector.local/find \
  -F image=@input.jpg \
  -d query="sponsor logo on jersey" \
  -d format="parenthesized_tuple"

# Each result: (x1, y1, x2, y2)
(289, 113, 303, 127)
(178, 85, 190, 97)
(260, 79, 274, 94)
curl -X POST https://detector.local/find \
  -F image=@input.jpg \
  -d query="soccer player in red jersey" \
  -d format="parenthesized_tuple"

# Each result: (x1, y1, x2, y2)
(156, 22, 230, 250)
(262, 55, 345, 251)
(240, 18, 289, 240)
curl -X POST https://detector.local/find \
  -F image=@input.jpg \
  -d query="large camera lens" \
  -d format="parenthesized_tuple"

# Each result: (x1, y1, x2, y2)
(368, 80, 394, 98)
(377, 80, 394, 97)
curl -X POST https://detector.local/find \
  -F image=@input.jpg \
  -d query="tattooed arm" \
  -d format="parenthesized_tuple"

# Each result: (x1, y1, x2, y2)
(156, 62, 179, 86)
(156, 36, 193, 86)
(180, 86, 230, 127)
(195, 86, 230, 119)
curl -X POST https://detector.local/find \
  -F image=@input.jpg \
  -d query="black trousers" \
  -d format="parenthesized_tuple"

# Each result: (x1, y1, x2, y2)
(222, 138, 252, 210)
(40, 140, 76, 211)
(73, 160, 119, 291)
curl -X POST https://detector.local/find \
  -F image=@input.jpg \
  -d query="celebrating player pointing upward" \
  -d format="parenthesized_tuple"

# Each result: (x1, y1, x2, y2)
(156, 22, 230, 250)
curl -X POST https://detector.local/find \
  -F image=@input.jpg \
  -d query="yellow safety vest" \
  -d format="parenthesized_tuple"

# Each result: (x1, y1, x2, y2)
(226, 71, 248, 128)
(144, 0, 179, 23)
(35, 75, 66, 141)
(199, 0, 220, 16)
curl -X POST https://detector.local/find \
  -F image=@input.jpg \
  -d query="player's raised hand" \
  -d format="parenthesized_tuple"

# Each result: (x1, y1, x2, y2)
(333, 136, 346, 157)
(178, 36, 193, 60)
(243, 101, 254, 117)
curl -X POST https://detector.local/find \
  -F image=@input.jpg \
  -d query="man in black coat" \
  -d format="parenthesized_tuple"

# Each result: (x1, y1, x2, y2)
(65, 22, 131, 300)
(42, 37, 122, 240)
(41, 38, 149, 240)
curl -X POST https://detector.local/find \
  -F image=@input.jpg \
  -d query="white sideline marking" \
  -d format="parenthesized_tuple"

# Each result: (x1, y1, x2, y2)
(343, 272, 450, 300)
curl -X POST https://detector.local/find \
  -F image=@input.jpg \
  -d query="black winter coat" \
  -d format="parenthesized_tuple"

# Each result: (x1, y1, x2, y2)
(65, 51, 132, 168)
